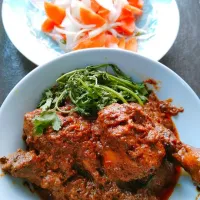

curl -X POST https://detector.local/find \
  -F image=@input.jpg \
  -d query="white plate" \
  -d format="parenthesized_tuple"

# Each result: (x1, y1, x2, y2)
(0, 49, 199, 199)
(2, 0, 180, 65)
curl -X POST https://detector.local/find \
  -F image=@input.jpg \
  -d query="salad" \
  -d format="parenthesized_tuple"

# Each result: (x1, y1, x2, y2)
(41, 0, 144, 52)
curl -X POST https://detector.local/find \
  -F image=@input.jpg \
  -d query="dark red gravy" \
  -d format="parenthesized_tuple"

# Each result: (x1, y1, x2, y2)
(144, 78, 160, 90)
(34, 170, 181, 200)
(159, 166, 181, 200)
(29, 93, 182, 200)
(34, 163, 181, 200)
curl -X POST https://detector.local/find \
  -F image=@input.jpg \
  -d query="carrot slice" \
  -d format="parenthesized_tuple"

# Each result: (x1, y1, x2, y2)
(80, 7, 106, 27)
(118, 5, 140, 21)
(125, 37, 138, 52)
(115, 17, 135, 36)
(42, 18, 55, 32)
(118, 37, 125, 49)
(44, 2, 66, 25)
(90, 0, 109, 19)
(118, 8, 133, 21)
(105, 33, 119, 47)
(128, 0, 144, 9)
(98, 8, 110, 20)
(118, 5, 141, 21)
(73, 32, 105, 50)
(123, 4, 143, 16)
(91, 0, 101, 12)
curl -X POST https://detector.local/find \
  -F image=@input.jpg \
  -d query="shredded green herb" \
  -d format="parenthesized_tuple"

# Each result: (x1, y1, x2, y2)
(33, 64, 149, 135)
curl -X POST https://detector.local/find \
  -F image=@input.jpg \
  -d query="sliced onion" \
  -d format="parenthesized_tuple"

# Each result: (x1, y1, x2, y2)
(54, 0, 72, 8)
(58, 30, 77, 51)
(109, 9, 116, 22)
(108, 28, 117, 37)
(95, 0, 115, 11)
(74, 29, 91, 42)
(71, 5, 81, 20)
(54, 26, 76, 35)
(108, 43, 119, 48)
(52, 27, 78, 51)
(61, 18, 80, 32)
(66, 8, 96, 29)
(71, 0, 86, 20)
(48, 33, 63, 40)
(88, 23, 108, 38)
(65, 33, 77, 50)
(109, 22, 123, 28)
(121, 0, 129, 5)
(82, 0, 91, 8)
(109, 0, 128, 22)
(71, 0, 94, 19)
(108, 28, 125, 38)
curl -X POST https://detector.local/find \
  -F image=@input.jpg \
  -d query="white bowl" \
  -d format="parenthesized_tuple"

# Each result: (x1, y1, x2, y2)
(0, 49, 199, 200)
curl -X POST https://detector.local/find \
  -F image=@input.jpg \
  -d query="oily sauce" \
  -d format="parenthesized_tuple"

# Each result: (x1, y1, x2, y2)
(158, 166, 181, 200)
(34, 186, 53, 200)
(25, 93, 182, 200)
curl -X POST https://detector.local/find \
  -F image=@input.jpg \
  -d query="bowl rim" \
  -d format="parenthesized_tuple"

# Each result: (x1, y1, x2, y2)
(0, 48, 200, 200)
(0, 48, 199, 113)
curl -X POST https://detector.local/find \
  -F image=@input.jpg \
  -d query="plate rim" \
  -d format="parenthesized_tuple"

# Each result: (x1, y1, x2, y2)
(2, 0, 180, 65)
(155, 0, 180, 61)
(2, 0, 37, 65)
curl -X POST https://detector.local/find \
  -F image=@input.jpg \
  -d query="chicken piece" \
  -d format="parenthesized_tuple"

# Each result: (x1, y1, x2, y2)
(98, 102, 200, 185)
(23, 109, 105, 184)
(146, 121, 200, 185)
(97, 103, 166, 182)
(23, 109, 92, 156)
(146, 159, 179, 194)
(0, 150, 46, 185)
(1, 96, 199, 199)
(0, 149, 75, 185)
(172, 144, 200, 185)
(0, 150, 76, 200)
(76, 138, 104, 184)
(0, 150, 158, 200)
(64, 177, 157, 200)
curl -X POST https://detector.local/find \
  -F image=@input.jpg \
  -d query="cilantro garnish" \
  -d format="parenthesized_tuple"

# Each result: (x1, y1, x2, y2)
(33, 110, 61, 136)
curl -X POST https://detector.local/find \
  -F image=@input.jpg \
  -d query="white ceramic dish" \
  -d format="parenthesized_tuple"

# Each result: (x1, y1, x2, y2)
(0, 49, 199, 199)
(2, 0, 180, 65)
